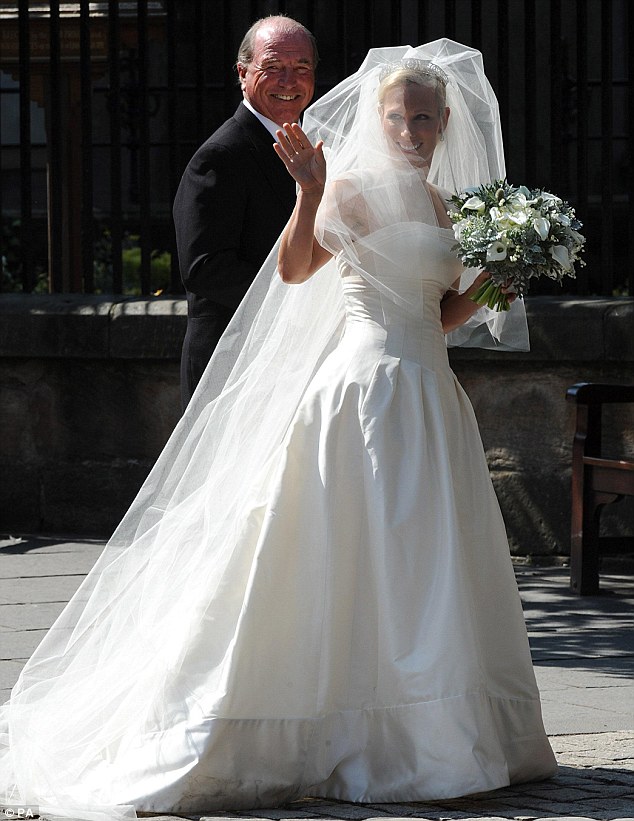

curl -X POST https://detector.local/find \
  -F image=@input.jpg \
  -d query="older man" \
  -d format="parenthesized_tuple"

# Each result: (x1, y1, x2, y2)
(173, 15, 317, 409)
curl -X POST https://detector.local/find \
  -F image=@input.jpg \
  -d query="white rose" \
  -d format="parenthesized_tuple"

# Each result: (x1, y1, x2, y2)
(508, 210, 529, 226)
(489, 207, 515, 231)
(509, 192, 528, 210)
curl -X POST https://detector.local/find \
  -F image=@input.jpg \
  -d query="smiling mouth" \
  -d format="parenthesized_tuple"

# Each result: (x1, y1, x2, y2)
(397, 142, 422, 152)
(272, 94, 300, 101)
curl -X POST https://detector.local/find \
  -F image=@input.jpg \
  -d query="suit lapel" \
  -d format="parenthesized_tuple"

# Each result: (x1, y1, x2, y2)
(232, 104, 295, 210)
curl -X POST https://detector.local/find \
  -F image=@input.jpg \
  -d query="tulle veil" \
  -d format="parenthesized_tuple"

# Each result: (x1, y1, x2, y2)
(1, 39, 529, 820)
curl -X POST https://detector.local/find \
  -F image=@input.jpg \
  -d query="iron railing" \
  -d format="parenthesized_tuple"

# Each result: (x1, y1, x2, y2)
(0, 0, 631, 296)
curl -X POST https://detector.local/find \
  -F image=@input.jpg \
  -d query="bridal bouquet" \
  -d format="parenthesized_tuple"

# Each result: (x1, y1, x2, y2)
(449, 179, 585, 311)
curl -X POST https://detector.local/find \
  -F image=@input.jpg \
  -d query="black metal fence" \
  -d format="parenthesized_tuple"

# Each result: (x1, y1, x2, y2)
(0, 0, 631, 297)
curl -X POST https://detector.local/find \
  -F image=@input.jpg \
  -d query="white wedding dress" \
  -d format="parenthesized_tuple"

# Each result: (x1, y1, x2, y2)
(0, 221, 556, 818)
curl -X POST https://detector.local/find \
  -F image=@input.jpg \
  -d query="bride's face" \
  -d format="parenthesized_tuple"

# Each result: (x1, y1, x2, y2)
(380, 82, 449, 167)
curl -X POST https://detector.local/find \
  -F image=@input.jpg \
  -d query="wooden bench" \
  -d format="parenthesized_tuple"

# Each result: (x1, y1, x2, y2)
(567, 382, 634, 595)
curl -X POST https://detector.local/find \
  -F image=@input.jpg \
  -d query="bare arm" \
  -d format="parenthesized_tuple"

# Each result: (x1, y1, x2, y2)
(441, 272, 516, 333)
(273, 123, 333, 283)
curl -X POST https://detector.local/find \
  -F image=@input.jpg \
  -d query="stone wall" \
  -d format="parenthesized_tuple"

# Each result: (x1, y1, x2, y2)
(1, 293, 633, 556)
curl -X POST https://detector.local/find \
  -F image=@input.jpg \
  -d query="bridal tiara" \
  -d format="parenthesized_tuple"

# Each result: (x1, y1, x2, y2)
(379, 58, 449, 86)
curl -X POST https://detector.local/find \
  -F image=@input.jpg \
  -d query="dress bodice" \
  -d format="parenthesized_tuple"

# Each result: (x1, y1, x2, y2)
(337, 221, 462, 316)
(336, 221, 463, 369)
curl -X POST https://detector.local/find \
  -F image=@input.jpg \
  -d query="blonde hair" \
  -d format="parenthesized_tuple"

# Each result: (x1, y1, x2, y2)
(378, 66, 447, 113)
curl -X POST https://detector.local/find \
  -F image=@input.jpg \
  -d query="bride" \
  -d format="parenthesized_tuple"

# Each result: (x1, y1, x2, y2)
(0, 39, 556, 820)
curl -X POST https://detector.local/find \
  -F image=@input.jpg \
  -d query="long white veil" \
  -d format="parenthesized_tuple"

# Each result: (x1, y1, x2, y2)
(0, 39, 528, 820)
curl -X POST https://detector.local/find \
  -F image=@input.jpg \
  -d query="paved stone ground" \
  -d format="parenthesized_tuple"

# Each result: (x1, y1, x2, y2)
(1, 536, 633, 821)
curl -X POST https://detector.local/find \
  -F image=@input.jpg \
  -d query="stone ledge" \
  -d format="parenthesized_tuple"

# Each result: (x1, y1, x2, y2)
(0, 293, 632, 361)
(109, 299, 187, 359)
(450, 296, 634, 361)
(0, 293, 187, 359)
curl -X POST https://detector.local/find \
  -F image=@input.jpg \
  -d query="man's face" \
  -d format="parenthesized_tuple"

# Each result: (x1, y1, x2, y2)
(237, 25, 315, 126)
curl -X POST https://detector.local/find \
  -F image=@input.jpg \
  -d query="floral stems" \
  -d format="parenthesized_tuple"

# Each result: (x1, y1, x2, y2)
(470, 278, 511, 312)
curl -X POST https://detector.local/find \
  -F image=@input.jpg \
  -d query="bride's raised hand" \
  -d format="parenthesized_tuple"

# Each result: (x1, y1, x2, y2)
(274, 123, 326, 194)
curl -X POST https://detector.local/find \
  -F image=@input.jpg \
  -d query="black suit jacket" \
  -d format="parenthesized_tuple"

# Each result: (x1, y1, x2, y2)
(173, 103, 297, 405)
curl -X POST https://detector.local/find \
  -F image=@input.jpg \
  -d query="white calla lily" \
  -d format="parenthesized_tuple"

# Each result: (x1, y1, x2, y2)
(551, 244, 571, 271)
(486, 240, 508, 262)
(533, 218, 550, 240)
(570, 229, 585, 248)
(461, 196, 485, 213)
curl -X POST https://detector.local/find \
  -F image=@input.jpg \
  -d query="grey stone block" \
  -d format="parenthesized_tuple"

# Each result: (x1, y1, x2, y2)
(523, 296, 618, 361)
(109, 297, 187, 359)
(38, 458, 154, 536)
(605, 300, 634, 361)
(0, 293, 112, 358)
(0, 463, 41, 531)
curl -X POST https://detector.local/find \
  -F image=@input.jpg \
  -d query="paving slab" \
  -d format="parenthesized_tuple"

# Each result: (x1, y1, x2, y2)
(0, 573, 87, 604)
(0, 601, 66, 630)
(0, 627, 48, 658)
(0, 536, 105, 557)
(0, 550, 103, 578)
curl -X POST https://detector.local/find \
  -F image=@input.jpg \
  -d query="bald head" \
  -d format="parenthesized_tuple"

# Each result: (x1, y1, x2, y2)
(237, 15, 318, 68)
